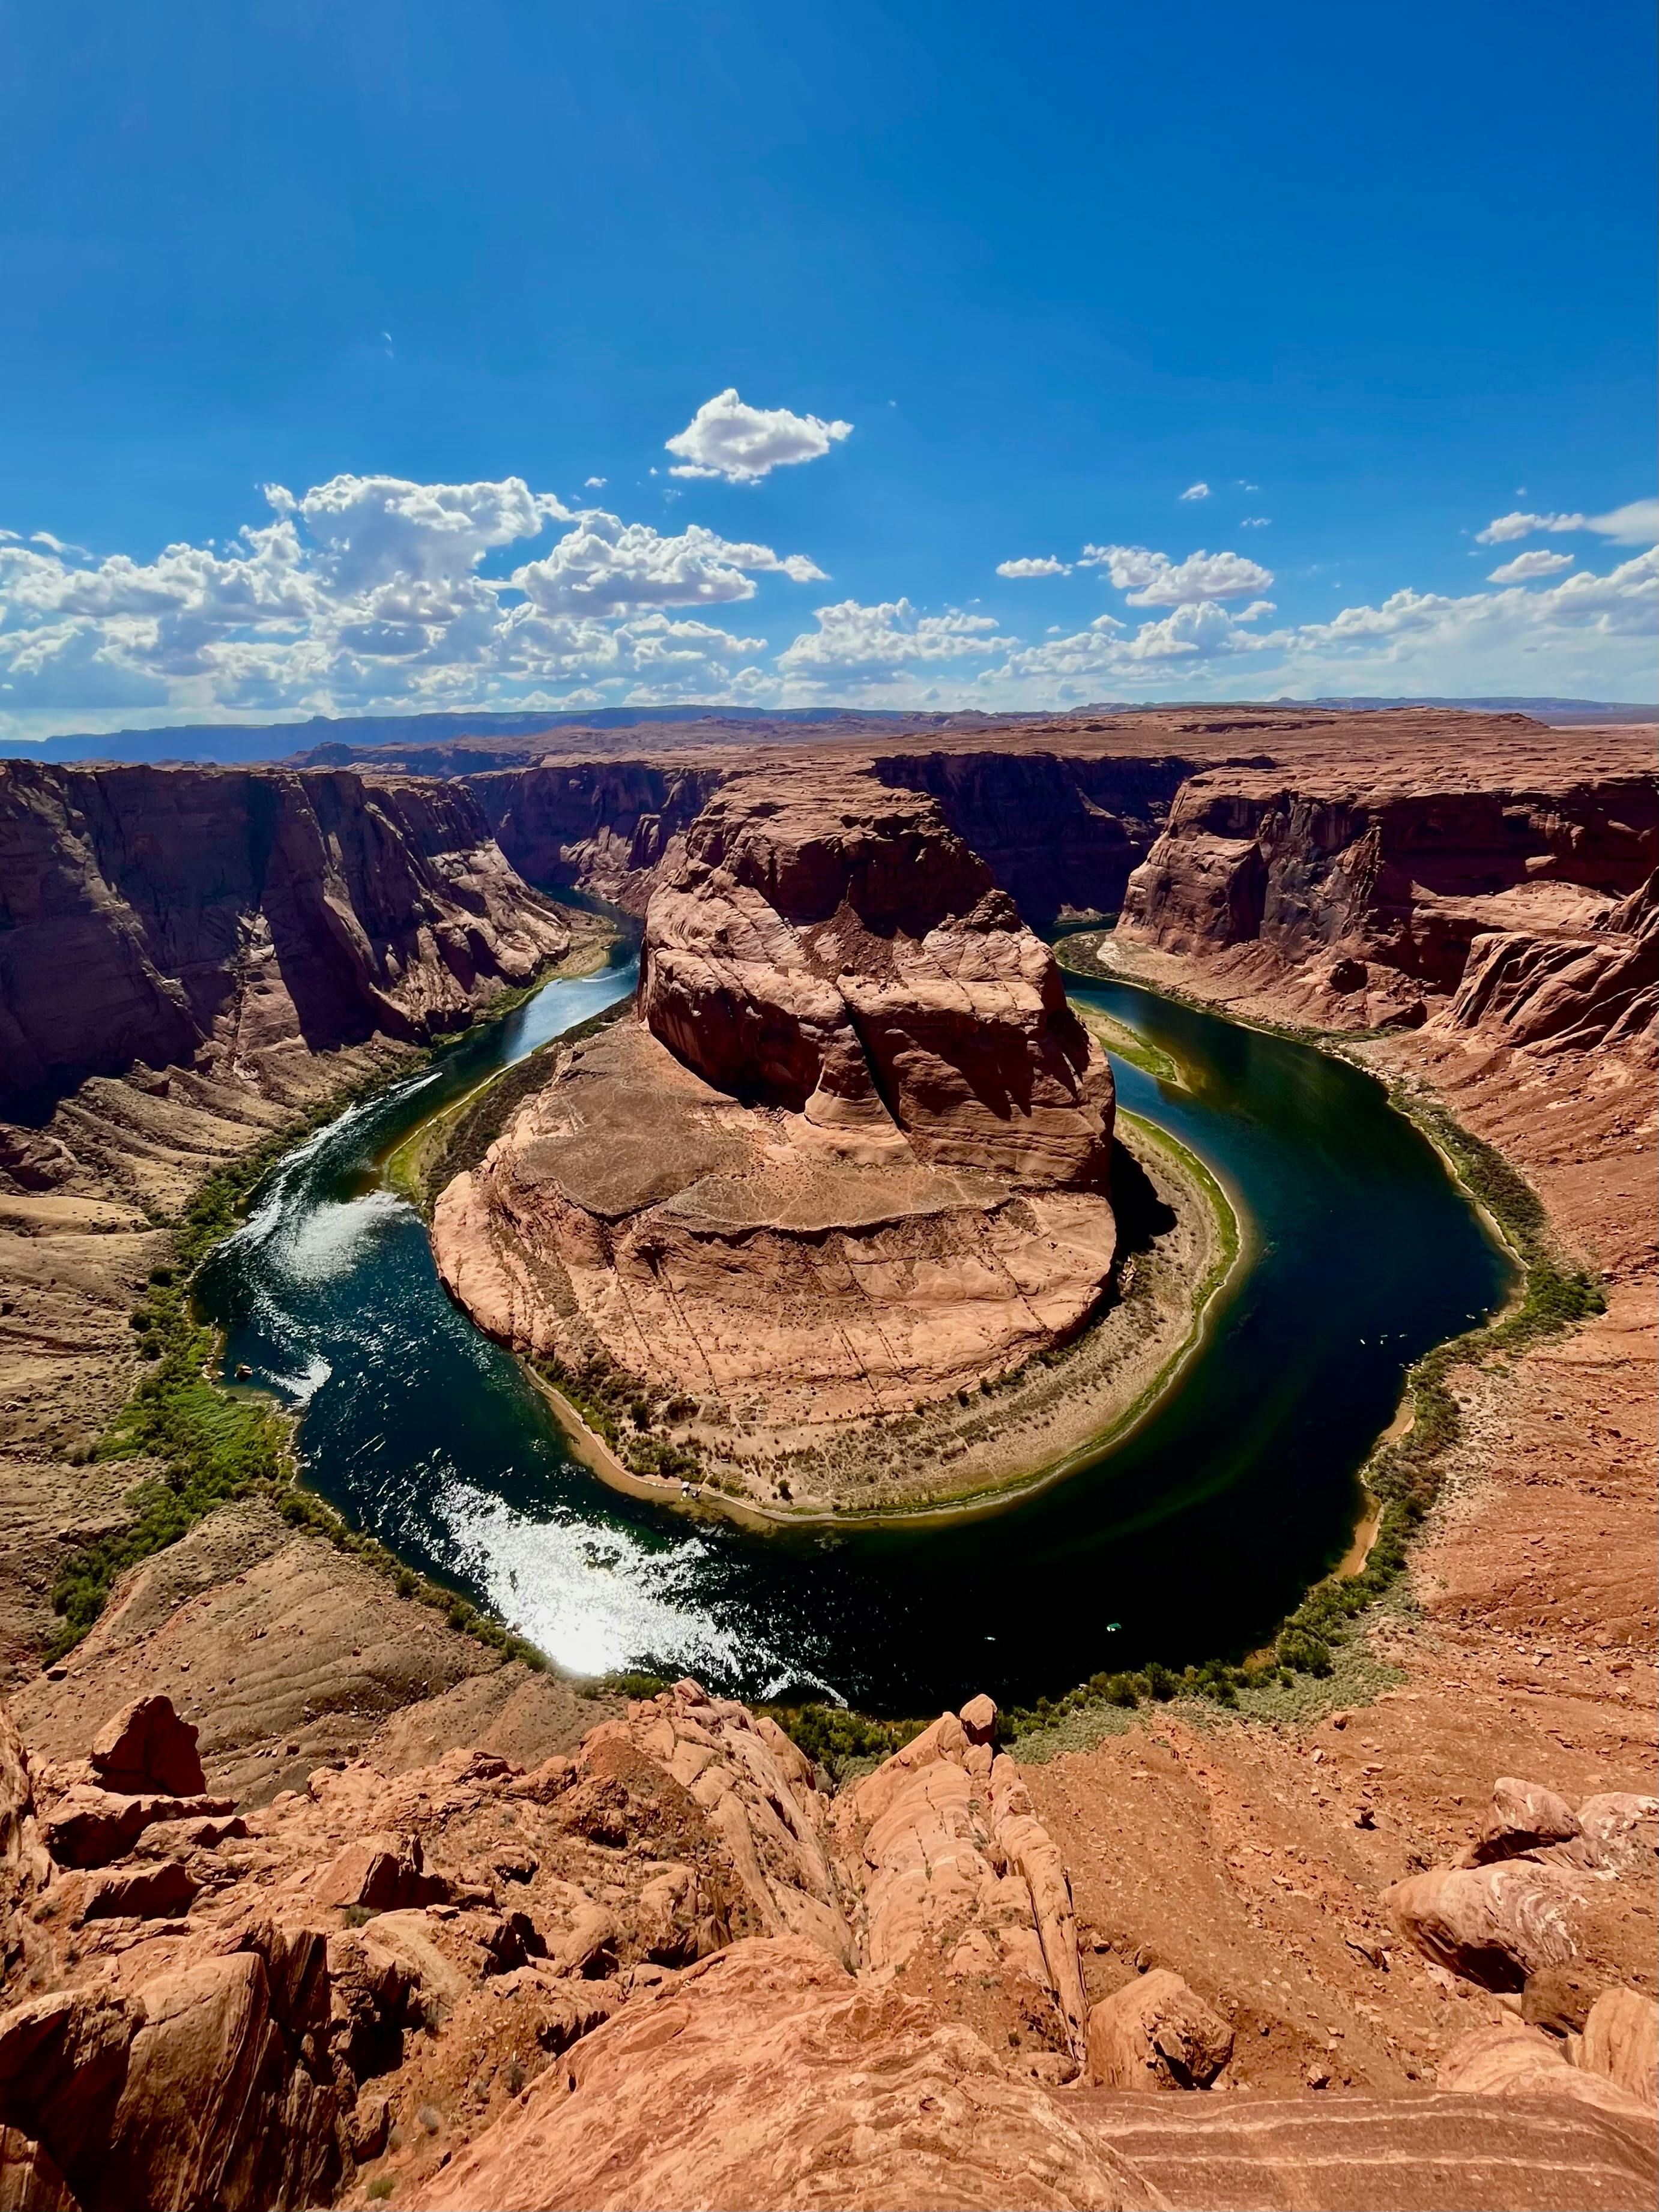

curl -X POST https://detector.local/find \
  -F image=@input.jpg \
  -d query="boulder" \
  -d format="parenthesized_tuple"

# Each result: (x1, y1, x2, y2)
(1467, 1777, 1582, 1864)
(1085, 1968, 1234, 2090)
(0, 1711, 30, 1871)
(405, 1936, 1161, 2212)
(101, 1950, 343, 2212)
(1436, 2021, 1649, 2118)
(959, 1693, 998, 1746)
(1581, 1988, 1659, 2108)
(1383, 1862, 1581, 1990)
(1522, 1962, 1602, 2037)
(44, 1787, 234, 1870)
(79, 1858, 198, 1923)
(0, 2124, 79, 2211)
(313, 1830, 449, 1913)
(89, 1698, 205, 1799)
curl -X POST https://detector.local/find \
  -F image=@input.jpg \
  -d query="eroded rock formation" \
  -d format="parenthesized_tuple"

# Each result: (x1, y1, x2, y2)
(0, 761, 572, 1109)
(1118, 755, 1657, 1038)
(434, 769, 1120, 1488)
(5, 1691, 1653, 2212)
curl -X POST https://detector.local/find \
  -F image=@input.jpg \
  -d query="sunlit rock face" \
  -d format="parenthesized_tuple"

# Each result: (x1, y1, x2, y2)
(432, 767, 1116, 1449)
(637, 769, 1114, 1189)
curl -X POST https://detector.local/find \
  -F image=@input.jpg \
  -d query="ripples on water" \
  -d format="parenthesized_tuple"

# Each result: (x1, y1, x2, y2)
(198, 945, 1512, 1713)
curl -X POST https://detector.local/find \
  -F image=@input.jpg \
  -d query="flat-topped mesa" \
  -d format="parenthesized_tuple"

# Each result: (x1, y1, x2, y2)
(638, 771, 1113, 1189)
(431, 770, 1123, 1488)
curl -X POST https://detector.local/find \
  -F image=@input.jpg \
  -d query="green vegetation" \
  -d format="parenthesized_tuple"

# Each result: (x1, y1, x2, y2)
(533, 1350, 706, 1485)
(47, 1061, 555, 1676)
(761, 1702, 928, 1784)
(1072, 997, 1183, 1085)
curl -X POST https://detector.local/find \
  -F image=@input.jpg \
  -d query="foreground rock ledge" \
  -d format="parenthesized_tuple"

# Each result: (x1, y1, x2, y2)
(432, 768, 1129, 1508)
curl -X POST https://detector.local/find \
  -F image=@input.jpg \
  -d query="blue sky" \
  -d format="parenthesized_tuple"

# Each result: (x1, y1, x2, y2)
(1, 0, 1654, 737)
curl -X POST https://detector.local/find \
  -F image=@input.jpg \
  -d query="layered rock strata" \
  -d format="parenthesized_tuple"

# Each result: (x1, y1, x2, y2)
(0, 761, 572, 1110)
(1118, 758, 1657, 1038)
(434, 770, 1120, 1488)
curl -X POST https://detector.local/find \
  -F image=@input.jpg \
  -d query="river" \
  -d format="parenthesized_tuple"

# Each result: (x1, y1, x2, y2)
(196, 940, 1511, 1713)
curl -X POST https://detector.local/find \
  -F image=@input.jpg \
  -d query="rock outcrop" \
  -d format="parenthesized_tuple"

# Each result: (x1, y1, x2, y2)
(1118, 758, 1657, 1036)
(0, 761, 572, 1109)
(1085, 1968, 1235, 2091)
(434, 768, 1119, 1493)
(5, 1688, 1658, 2212)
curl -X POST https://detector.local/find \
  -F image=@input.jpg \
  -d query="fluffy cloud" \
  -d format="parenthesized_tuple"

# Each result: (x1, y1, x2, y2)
(982, 550, 1657, 704)
(1179, 483, 1211, 501)
(1475, 498, 1658, 547)
(1079, 543, 1274, 606)
(1487, 549, 1576, 583)
(776, 598, 1003, 683)
(665, 388, 853, 483)
(513, 514, 824, 616)
(0, 474, 822, 728)
(1476, 509, 1585, 544)
(1240, 516, 1271, 528)
(995, 555, 1072, 578)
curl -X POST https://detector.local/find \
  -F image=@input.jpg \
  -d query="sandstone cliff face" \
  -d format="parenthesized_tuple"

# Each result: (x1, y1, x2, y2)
(1118, 764, 1658, 1035)
(638, 770, 1111, 1187)
(469, 759, 728, 911)
(0, 762, 572, 1109)
(870, 748, 1199, 927)
(433, 770, 1117, 1468)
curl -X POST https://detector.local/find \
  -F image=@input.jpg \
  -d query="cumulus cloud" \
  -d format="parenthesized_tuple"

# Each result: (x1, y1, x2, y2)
(776, 598, 1003, 683)
(513, 514, 824, 616)
(976, 549, 1658, 705)
(665, 388, 853, 483)
(995, 555, 1072, 578)
(1179, 483, 1211, 501)
(1078, 543, 1274, 606)
(1487, 549, 1576, 583)
(1240, 516, 1271, 528)
(0, 474, 824, 728)
(1475, 509, 1585, 545)
(1475, 498, 1657, 547)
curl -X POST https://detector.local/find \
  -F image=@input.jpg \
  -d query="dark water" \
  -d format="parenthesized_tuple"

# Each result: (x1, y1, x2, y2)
(198, 947, 1512, 1713)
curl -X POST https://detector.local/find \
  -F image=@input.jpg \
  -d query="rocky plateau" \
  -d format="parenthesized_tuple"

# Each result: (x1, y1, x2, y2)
(0, 705, 1654, 2208)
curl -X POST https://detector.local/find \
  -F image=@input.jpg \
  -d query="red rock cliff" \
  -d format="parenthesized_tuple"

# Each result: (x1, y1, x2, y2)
(1119, 758, 1657, 1032)
(0, 762, 572, 1108)
(638, 768, 1112, 1189)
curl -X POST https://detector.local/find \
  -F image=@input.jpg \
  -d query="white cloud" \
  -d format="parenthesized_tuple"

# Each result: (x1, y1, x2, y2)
(665, 388, 853, 483)
(584, 475, 607, 489)
(1475, 509, 1585, 544)
(1475, 498, 1657, 547)
(776, 598, 1003, 685)
(1240, 516, 1271, 528)
(0, 474, 824, 731)
(973, 549, 1658, 707)
(513, 514, 824, 616)
(1585, 498, 1659, 545)
(1487, 549, 1576, 583)
(995, 555, 1072, 578)
(1179, 483, 1211, 501)
(1078, 543, 1274, 605)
